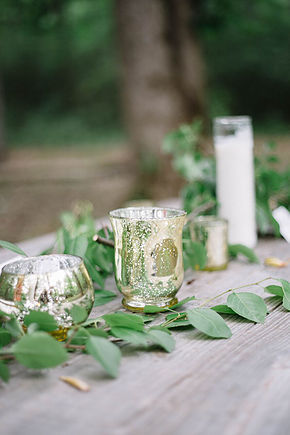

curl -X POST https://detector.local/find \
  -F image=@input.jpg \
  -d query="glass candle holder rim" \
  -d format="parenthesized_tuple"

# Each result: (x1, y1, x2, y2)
(109, 207, 187, 221)
(192, 215, 228, 227)
(2, 254, 83, 276)
(214, 115, 251, 126)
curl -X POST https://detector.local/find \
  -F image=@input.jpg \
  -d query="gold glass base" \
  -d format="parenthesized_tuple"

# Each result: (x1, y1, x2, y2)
(23, 325, 69, 341)
(51, 327, 69, 341)
(203, 262, 228, 271)
(122, 297, 178, 313)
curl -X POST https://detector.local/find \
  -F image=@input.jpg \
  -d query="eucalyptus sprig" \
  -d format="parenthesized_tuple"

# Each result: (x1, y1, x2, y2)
(163, 120, 290, 237)
(0, 276, 289, 383)
(42, 201, 115, 289)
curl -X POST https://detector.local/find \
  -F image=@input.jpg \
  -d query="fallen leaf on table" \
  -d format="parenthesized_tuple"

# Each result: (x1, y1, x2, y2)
(59, 376, 90, 392)
(264, 257, 288, 268)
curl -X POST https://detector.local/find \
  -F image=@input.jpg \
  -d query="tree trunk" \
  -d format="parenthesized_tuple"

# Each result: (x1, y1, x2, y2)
(115, 0, 205, 157)
(0, 78, 5, 160)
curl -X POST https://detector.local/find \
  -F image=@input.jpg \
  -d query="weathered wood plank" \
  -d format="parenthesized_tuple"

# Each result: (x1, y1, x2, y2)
(227, 353, 290, 435)
(0, 225, 289, 435)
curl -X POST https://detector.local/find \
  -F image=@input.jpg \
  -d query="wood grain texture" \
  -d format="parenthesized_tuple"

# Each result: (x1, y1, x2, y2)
(0, 226, 289, 435)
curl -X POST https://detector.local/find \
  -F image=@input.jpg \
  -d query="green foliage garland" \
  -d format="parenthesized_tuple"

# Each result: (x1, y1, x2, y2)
(0, 203, 289, 383)
(0, 274, 289, 382)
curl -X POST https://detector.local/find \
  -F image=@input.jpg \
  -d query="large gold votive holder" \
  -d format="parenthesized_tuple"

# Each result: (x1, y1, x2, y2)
(109, 207, 186, 311)
(0, 254, 94, 327)
(190, 216, 228, 271)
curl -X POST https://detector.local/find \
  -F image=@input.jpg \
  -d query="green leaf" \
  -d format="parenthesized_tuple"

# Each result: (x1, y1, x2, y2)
(256, 200, 280, 236)
(264, 285, 283, 298)
(227, 292, 267, 323)
(68, 327, 90, 346)
(23, 311, 58, 332)
(228, 244, 259, 263)
(0, 328, 12, 347)
(143, 316, 155, 323)
(149, 326, 171, 334)
(39, 246, 54, 256)
(94, 290, 116, 307)
(187, 308, 232, 338)
(0, 361, 10, 382)
(183, 241, 207, 270)
(170, 296, 196, 309)
(89, 244, 112, 274)
(0, 309, 13, 319)
(68, 327, 108, 345)
(166, 312, 186, 320)
(61, 228, 71, 252)
(65, 234, 88, 258)
(143, 305, 165, 314)
(110, 327, 148, 345)
(165, 312, 191, 328)
(211, 305, 236, 315)
(84, 257, 105, 288)
(103, 312, 144, 331)
(148, 329, 175, 352)
(12, 332, 68, 369)
(86, 327, 108, 338)
(167, 319, 191, 328)
(86, 336, 121, 378)
(279, 279, 290, 311)
(4, 317, 24, 338)
(0, 240, 28, 257)
(70, 305, 88, 324)
(81, 317, 102, 327)
(27, 323, 39, 334)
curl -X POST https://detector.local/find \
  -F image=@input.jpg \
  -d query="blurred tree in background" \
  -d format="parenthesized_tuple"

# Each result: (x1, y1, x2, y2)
(116, 0, 204, 157)
(0, 0, 289, 150)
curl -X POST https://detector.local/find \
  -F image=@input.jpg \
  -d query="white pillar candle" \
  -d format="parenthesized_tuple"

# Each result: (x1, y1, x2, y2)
(213, 116, 257, 248)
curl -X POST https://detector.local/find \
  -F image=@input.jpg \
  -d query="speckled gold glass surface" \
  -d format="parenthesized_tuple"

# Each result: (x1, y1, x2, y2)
(190, 216, 228, 271)
(0, 255, 94, 326)
(110, 207, 186, 311)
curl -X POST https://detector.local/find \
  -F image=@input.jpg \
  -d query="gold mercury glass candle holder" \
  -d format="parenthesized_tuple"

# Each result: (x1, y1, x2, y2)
(190, 216, 229, 271)
(0, 255, 94, 338)
(109, 207, 186, 311)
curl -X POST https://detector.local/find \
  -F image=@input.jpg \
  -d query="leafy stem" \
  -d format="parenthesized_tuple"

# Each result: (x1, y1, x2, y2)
(93, 234, 114, 248)
(161, 313, 186, 328)
(65, 344, 85, 351)
(64, 325, 80, 348)
(198, 277, 275, 308)
(161, 277, 276, 327)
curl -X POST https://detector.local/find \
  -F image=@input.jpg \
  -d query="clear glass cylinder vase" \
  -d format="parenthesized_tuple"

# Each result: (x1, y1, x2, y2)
(109, 207, 186, 311)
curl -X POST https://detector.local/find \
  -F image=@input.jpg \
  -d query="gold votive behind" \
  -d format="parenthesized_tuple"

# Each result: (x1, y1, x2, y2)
(190, 216, 228, 271)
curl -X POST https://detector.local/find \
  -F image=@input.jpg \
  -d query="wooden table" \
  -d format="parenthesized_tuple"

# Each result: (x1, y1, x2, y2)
(0, 224, 289, 435)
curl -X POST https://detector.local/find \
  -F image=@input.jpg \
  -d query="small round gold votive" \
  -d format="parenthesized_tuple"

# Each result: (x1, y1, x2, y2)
(0, 254, 94, 327)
